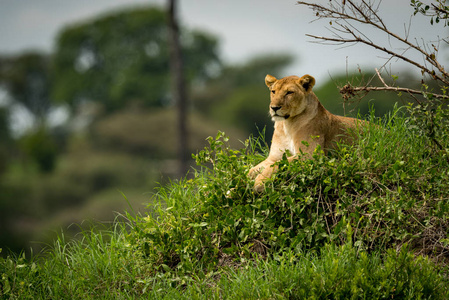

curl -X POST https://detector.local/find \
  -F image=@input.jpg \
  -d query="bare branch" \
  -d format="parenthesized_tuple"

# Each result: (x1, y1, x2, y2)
(340, 69, 449, 102)
(345, 85, 448, 99)
(375, 68, 388, 87)
(297, 0, 449, 85)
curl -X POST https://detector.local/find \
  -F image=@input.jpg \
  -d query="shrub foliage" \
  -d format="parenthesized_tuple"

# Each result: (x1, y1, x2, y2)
(129, 108, 449, 273)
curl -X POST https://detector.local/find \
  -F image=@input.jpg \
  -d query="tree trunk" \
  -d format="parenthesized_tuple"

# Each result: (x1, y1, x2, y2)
(167, 0, 189, 177)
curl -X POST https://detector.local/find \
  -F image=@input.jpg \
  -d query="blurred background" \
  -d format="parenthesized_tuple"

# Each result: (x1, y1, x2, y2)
(0, 0, 447, 256)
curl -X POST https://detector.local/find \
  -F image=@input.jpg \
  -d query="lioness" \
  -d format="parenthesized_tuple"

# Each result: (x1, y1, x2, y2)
(248, 74, 365, 192)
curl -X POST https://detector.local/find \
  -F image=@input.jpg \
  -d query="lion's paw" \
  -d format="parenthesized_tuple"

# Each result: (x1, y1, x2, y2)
(248, 166, 262, 180)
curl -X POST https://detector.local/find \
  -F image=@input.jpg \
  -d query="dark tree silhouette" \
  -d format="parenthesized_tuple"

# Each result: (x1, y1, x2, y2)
(168, 0, 189, 177)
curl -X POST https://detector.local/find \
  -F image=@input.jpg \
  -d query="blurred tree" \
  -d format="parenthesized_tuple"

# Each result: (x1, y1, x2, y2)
(0, 52, 51, 124)
(19, 127, 58, 173)
(51, 6, 220, 112)
(222, 54, 294, 87)
(0, 53, 60, 172)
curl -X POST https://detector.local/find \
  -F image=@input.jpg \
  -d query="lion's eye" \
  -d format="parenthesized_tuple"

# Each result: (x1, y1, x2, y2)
(286, 91, 294, 95)
(271, 90, 275, 94)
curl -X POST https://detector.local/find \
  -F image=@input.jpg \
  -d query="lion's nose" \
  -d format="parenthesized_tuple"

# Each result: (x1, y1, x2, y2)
(271, 106, 281, 112)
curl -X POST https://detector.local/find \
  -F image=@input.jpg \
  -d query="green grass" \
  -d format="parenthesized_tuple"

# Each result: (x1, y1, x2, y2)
(174, 243, 447, 299)
(1, 106, 449, 299)
(1, 223, 154, 299)
(2, 238, 447, 299)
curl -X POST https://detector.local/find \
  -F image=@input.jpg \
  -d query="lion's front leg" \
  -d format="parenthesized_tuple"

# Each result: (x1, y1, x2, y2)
(248, 158, 276, 179)
(253, 164, 279, 193)
(248, 122, 288, 192)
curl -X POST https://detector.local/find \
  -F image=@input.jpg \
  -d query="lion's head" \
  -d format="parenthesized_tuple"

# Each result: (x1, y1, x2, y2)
(265, 74, 316, 122)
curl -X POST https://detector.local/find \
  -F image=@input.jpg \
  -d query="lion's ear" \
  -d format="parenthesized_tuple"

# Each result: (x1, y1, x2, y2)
(265, 74, 277, 88)
(299, 75, 316, 92)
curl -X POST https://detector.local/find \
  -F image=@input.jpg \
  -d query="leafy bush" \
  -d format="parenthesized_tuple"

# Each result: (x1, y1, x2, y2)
(129, 108, 449, 273)
(406, 97, 449, 160)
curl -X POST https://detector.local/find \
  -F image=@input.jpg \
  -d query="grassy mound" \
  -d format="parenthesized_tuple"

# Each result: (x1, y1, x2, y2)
(1, 108, 449, 299)
(132, 110, 449, 271)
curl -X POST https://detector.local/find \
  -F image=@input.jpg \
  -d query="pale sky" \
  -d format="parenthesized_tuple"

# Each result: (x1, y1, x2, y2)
(0, 0, 447, 85)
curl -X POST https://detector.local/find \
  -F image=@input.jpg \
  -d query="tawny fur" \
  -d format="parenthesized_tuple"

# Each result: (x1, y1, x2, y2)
(248, 74, 365, 192)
